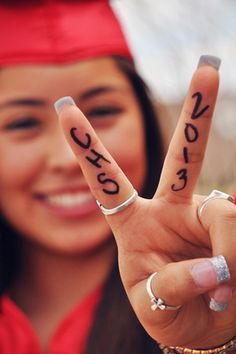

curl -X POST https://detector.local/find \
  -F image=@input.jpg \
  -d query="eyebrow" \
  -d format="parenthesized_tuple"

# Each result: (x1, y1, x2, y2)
(78, 86, 118, 101)
(0, 98, 47, 109)
(0, 85, 122, 109)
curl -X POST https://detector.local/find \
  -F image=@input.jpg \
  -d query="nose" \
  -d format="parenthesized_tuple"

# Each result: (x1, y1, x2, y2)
(48, 125, 80, 173)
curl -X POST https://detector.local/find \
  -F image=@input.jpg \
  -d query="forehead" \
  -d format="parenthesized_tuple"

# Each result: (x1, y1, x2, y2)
(0, 57, 132, 101)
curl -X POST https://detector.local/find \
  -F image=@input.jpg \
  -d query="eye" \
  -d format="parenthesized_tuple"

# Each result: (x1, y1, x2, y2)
(4, 117, 41, 131)
(86, 106, 123, 119)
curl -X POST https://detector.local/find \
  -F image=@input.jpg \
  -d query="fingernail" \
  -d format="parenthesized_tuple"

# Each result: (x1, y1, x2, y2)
(191, 255, 230, 288)
(197, 55, 221, 71)
(54, 96, 76, 114)
(209, 298, 228, 312)
(209, 286, 233, 312)
(211, 255, 230, 283)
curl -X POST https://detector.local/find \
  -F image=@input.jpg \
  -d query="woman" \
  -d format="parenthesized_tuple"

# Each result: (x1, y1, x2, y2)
(0, 1, 236, 354)
(0, 1, 163, 353)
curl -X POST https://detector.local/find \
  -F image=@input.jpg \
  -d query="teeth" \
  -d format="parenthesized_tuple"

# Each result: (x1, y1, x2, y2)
(47, 192, 93, 208)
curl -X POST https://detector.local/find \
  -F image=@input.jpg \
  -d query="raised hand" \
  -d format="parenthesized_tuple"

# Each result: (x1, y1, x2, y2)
(55, 56, 236, 350)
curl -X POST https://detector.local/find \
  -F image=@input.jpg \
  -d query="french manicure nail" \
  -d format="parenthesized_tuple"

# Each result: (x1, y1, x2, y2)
(191, 255, 230, 288)
(54, 96, 76, 115)
(210, 255, 230, 283)
(209, 298, 228, 312)
(209, 285, 233, 312)
(197, 55, 221, 71)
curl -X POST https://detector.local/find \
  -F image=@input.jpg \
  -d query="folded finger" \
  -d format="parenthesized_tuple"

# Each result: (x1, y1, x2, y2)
(150, 255, 230, 306)
(197, 194, 236, 280)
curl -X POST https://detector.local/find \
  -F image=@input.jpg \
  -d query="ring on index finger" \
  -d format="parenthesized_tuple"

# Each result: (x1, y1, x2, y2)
(96, 189, 138, 216)
(199, 189, 234, 218)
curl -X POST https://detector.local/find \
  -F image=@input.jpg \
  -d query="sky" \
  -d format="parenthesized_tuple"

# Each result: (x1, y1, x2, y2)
(112, 0, 236, 102)
(112, 0, 236, 140)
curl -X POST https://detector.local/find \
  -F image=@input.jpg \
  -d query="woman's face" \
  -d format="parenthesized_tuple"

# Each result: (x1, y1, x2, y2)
(0, 58, 146, 254)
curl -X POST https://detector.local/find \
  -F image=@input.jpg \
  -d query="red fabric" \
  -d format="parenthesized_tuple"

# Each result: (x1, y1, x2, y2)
(0, 285, 103, 354)
(0, 0, 132, 66)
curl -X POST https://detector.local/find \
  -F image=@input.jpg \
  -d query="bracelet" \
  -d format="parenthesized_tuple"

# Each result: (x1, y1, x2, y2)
(159, 336, 236, 354)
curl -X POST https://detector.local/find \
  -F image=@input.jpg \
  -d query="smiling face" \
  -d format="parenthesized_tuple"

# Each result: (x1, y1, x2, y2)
(0, 57, 147, 254)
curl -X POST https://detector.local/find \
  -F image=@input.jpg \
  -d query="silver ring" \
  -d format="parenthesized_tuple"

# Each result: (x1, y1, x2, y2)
(96, 189, 138, 216)
(199, 189, 234, 217)
(146, 272, 182, 311)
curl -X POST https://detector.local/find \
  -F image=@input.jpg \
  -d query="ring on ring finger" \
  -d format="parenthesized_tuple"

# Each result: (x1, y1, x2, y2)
(199, 189, 234, 218)
(146, 272, 182, 311)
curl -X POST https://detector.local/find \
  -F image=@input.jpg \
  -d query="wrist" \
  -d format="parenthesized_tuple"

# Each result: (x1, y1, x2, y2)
(160, 335, 236, 354)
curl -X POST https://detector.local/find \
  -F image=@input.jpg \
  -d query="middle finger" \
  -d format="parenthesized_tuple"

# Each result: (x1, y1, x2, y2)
(155, 55, 220, 203)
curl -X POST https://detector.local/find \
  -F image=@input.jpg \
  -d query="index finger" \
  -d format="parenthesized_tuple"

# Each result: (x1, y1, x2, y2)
(54, 97, 136, 219)
(155, 55, 220, 203)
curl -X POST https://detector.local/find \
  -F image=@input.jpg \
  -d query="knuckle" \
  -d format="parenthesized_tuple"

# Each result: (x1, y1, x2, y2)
(214, 203, 236, 223)
(186, 150, 204, 164)
(220, 209, 236, 224)
(170, 149, 203, 165)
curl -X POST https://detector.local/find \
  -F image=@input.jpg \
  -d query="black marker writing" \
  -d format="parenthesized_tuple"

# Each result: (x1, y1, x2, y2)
(183, 147, 189, 163)
(171, 90, 210, 192)
(70, 127, 91, 149)
(97, 173, 120, 195)
(191, 92, 209, 119)
(86, 149, 111, 168)
(171, 168, 188, 192)
(184, 123, 199, 143)
(70, 127, 119, 195)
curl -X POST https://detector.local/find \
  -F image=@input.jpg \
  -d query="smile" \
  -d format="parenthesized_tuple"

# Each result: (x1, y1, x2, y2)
(37, 190, 99, 218)
(46, 191, 94, 208)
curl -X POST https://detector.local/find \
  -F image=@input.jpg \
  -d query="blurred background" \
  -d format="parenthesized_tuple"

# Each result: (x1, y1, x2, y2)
(112, 0, 236, 193)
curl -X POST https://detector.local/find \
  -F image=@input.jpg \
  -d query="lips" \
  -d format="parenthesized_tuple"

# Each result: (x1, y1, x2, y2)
(36, 189, 99, 218)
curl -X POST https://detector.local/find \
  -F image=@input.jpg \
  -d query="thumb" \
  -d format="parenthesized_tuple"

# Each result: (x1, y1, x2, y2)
(133, 255, 230, 314)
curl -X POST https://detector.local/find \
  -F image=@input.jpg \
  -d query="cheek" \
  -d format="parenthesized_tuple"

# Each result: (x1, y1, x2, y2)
(0, 143, 44, 188)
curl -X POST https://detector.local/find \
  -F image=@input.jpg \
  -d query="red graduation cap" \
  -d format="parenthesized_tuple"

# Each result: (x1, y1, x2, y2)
(0, 0, 133, 66)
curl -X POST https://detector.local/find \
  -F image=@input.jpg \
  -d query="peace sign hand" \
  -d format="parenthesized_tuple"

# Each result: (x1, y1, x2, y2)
(55, 55, 236, 350)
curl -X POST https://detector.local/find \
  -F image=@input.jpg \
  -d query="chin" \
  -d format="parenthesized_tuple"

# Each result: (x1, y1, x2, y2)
(24, 227, 114, 256)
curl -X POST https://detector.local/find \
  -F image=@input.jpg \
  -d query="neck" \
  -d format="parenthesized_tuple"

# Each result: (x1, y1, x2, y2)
(9, 238, 116, 316)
